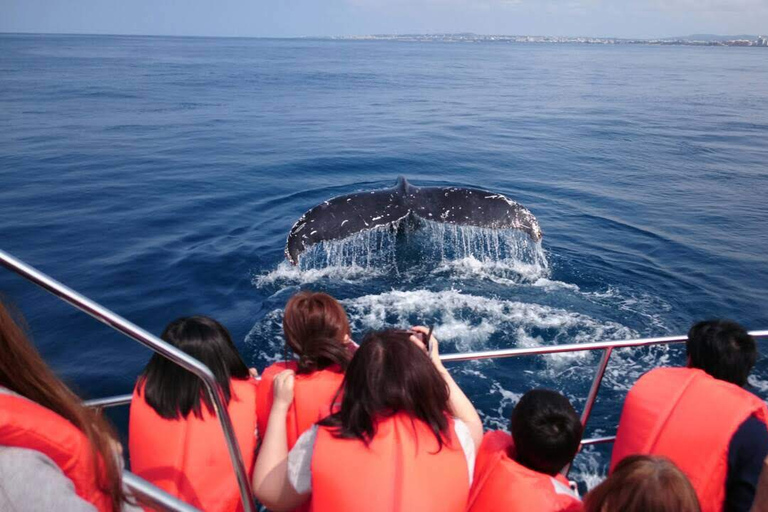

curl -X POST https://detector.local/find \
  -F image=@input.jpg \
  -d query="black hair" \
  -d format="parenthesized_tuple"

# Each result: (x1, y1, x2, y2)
(687, 319, 756, 387)
(510, 389, 583, 476)
(319, 329, 451, 449)
(137, 316, 250, 420)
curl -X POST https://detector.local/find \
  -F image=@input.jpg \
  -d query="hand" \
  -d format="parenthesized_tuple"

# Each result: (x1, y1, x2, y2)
(344, 334, 359, 349)
(409, 326, 444, 370)
(249, 367, 260, 379)
(273, 369, 295, 409)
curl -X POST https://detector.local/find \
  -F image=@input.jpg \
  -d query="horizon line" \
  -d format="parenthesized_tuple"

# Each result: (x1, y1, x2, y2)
(1, 30, 762, 41)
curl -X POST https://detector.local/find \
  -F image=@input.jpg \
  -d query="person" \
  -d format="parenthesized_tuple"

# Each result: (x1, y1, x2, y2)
(255, 291, 355, 449)
(466, 389, 583, 512)
(252, 327, 484, 512)
(584, 455, 701, 512)
(129, 316, 258, 512)
(611, 320, 768, 512)
(0, 300, 133, 511)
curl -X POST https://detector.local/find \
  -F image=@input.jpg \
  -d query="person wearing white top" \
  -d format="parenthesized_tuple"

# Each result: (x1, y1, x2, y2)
(252, 327, 484, 512)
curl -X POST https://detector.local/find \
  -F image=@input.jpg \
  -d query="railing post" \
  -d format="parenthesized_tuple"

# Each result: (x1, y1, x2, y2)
(0, 250, 256, 512)
(562, 346, 613, 478)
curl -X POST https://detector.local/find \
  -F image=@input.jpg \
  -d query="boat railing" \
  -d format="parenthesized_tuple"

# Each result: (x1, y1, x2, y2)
(0, 249, 255, 512)
(3, 248, 768, 507)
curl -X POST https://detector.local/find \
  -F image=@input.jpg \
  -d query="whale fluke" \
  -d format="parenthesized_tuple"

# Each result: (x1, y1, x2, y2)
(285, 177, 542, 265)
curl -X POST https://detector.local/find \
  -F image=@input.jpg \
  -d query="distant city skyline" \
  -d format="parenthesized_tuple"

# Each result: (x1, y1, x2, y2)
(2, 0, 767, 40)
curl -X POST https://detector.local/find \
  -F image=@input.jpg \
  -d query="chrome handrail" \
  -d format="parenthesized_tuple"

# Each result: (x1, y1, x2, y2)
(123, 472, 201, 512)
(83, 394, 133, 409)
(0, 250, 256, 512)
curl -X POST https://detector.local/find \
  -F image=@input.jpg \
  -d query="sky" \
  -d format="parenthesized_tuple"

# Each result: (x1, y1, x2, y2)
(2, 0, 767, 39)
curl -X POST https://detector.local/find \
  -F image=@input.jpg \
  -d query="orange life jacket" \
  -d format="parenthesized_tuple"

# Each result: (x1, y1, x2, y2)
(310, 412, 470, 512)
(0, 392, 113, 511)
(611, 367, 768, 512)
(129, 378, 258, 512)
(466, 430, 582, 512)
(256, 361, 344, 449)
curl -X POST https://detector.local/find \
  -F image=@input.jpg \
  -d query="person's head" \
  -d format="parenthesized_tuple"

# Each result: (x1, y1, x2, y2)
(0, 300, 126, 510)
(283, 291, 353, 374)
(687, 319, 756, 386)
(584, 455, 700, 512)
(510, 389, 582, 475)
(138, 315, 249, 419)
(320, 329, 450, 447)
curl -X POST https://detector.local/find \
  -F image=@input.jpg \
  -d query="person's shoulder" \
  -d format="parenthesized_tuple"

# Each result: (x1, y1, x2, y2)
(0, 446, 97, 511)
(476, 429, 513, 452)
(262, 361, 297, 379)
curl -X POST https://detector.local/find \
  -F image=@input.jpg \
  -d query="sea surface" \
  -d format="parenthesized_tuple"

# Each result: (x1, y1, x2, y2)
(2, 33, 768, 488)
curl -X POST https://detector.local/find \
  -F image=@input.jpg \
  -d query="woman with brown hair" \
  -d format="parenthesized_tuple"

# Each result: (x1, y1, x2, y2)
(255, 291, 355, 450)
(252, 327, 484, 512)
(584, 455, 701, 512)
(0, 300, 131, 511)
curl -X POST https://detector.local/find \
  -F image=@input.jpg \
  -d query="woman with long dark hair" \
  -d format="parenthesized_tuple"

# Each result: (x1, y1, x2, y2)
(252, 327, 483, 512)
(129, 316, 258, 512)
(255, 291, 355, 450)
(0, 300, 131, 511)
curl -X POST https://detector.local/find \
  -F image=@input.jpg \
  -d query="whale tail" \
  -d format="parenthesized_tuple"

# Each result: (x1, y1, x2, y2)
(285, 177, 541, 265)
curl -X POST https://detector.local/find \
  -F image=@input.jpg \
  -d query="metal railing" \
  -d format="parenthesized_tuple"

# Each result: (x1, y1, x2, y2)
(123, 472, 201, 512)
(4, 248, 768, 502)
(0, 249, 256, 512)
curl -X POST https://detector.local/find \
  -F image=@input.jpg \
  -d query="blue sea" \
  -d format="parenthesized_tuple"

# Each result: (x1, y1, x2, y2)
(2, 33, 768, 487)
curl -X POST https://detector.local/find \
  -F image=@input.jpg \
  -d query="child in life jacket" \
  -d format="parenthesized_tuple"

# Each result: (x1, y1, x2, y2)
(256, 291, 356, 450)
(129, 316, 258, 512)
(467, 389, 583, 512)
(252, 327, 484, 512)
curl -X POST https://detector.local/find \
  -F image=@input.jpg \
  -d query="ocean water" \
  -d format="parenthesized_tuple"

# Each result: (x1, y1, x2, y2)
(2, 33, 768, 488)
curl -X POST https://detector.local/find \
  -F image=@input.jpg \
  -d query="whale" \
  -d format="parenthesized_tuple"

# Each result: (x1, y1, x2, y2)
(285, 177, 542, 265)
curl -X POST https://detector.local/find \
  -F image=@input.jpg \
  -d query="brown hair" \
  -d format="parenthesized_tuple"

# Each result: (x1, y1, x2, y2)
(584, 455, 701, 512)
(319, 329, 451, 448)
(0, 301, 126, 510)
(283, 291, 353, 374)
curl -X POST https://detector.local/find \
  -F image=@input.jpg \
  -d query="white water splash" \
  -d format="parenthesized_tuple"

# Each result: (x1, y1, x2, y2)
(257, 220, 550, 287)
(340, 289, 637, 356)
(419, 220, 548, 267)
(255, 261, 382, 287)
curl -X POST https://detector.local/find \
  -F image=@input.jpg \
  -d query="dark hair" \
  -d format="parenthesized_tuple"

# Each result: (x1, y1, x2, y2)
(687, 320, 756, 386)
(138, 316, 250, 420)
(283, 291, 352, 375)
(319, 329, 451, 448)
(510, 389, 583, 475)
(584, 455, 700, 512)
(0, 300, 127, 510)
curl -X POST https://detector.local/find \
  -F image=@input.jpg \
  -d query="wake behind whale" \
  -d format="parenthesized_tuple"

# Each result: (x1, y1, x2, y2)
(285, 177, 542, 265)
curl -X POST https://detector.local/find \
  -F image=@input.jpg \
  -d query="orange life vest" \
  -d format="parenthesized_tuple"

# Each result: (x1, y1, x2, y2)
(256, 361, 344, 449)
(310, 412, 470, 512)
(466, 430, 582, 512)
(611, 367, 768, 512)
(0, 392, 113, 511)
(129, 378, 258, 512)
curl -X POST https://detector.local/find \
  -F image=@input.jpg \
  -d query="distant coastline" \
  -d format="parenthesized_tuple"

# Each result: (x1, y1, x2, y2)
(325, 33, 768, 47)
